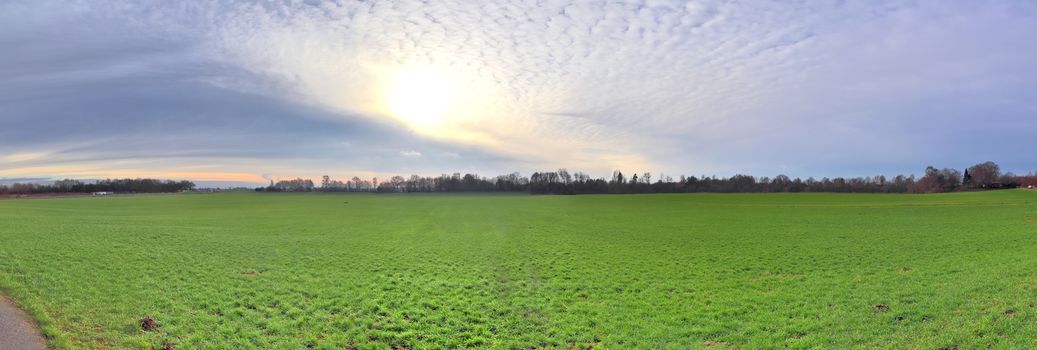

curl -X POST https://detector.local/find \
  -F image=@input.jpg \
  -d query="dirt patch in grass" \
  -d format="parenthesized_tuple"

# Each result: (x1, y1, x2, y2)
(162, 342, 176, 350)
(140, 317, 158, 331)
(871, 304, 890, 313)
(704, 340, 740, 349)
(1002, 309, 1016, 317)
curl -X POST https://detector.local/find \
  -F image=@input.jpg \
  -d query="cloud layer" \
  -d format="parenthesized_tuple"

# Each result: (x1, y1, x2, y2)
(2, 0, 1035, 181)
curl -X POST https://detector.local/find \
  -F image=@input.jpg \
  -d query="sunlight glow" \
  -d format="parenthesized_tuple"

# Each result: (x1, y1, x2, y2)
(384, 69, 458, 132)
(370, 62, 512, 148)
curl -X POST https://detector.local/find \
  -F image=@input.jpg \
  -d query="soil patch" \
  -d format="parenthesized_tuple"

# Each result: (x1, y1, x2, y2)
(871, 304, 890, 312)
(140, 317, 159, 331)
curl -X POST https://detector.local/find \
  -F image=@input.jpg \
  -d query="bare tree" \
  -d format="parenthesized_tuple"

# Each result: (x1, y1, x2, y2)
(967, 161, 1000, 188)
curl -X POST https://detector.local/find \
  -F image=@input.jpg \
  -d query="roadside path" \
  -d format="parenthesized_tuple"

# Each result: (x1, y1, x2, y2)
(0, 295, 47, 350)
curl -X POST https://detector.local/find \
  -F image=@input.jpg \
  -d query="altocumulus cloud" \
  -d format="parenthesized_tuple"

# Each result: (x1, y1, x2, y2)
(1, 0, 1035, 181)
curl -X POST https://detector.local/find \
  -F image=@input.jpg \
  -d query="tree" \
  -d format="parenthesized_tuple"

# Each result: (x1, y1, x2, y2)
(273, 178, 314, 192)
(966, 161, 1000, 188)
(390, 176, 405, 191)
(558, 169, 572, 185)
(611, 171, 625, 185)
(771, 175, 791, 192)
(913, 166, 961, 193)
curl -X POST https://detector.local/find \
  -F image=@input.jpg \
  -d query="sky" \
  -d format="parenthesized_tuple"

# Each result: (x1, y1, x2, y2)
(1, 0, 1036, 185)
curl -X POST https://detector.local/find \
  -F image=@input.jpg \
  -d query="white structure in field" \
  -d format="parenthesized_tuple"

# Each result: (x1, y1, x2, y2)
(92, 191, 114, 196)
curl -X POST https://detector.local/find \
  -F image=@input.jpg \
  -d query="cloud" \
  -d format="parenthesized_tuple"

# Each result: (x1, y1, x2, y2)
(1, 0, 1035, 179)
(399, 151, 422, 157)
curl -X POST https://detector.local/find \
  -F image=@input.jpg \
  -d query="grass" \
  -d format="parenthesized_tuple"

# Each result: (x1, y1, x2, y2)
(1, 191, 1036, 349)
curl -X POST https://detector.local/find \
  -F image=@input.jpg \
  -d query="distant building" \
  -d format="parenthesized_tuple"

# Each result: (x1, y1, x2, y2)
(92, 191, 114, 196)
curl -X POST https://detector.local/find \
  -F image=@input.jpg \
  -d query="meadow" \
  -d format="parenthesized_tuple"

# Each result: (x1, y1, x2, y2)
(1, 191, 1035, 349)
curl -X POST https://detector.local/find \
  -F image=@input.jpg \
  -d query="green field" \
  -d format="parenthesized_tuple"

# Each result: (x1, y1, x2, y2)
(1, 191, 1036, 349)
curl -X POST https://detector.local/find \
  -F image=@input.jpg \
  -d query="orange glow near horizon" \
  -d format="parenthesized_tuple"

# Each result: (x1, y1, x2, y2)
(132, 172, 268, 183)
(0, 165, 411, 185)
(0, 167, 268, 183)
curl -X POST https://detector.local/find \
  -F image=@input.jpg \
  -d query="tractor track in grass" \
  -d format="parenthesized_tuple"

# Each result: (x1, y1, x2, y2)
(0, 294, 47, 350)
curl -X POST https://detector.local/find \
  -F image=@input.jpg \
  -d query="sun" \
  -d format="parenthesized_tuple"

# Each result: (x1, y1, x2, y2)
(384, 69, 457, 131)
(375, 63, 502, 144)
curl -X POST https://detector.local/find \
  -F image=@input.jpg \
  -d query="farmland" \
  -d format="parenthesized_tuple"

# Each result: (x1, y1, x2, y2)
(1, 191, 1036, 349)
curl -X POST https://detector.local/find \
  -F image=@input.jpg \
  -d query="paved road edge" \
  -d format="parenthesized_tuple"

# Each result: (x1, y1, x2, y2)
(0, 294, 49, 350)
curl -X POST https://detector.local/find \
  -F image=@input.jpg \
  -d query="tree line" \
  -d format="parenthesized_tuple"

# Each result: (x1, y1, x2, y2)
(2, 161, 1029, 196)
(0, 178, 196, 195)
(257, 161, 1036, 194)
